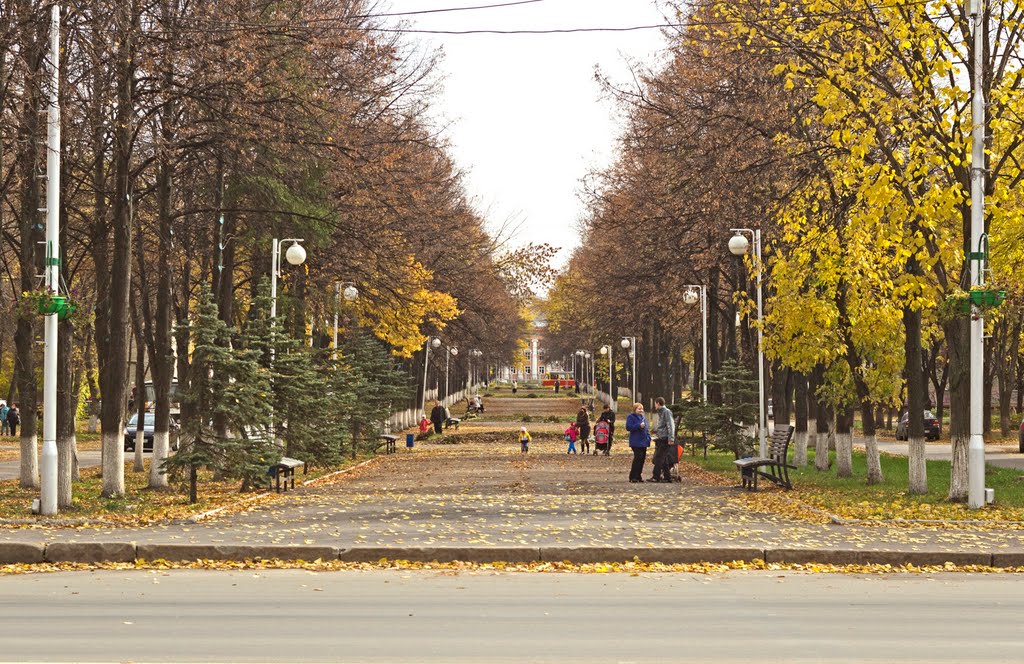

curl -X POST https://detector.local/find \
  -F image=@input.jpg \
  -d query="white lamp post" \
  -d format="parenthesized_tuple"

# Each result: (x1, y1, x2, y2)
(421, 336, 442, 415)
(469, 349, 482, 388)
(620, 337, 636, 401)
(968, 0, 988, 508)
(332, 282, 358, 361)
(729, 228, 766, 457)
(585, 351, 592, 394)
(445, 346, 458, 401)
(269, 238, 306, 444)
(683, 285, 708, 403)
(600, 344, 615, 407)
(39, 4, 60, 515)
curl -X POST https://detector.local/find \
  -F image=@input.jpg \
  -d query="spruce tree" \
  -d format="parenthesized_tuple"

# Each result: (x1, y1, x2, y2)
(163, 285, 275, 501)
(699, 359, 759, 458)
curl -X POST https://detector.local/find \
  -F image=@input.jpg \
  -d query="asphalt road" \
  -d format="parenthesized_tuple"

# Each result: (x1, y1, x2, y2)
(0, 569, 1021, 663)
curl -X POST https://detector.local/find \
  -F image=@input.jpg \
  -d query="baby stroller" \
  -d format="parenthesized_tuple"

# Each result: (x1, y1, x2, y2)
(668, 441, 683, 482)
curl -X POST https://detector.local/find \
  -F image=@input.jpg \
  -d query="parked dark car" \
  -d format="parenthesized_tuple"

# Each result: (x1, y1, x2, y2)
(895, 410, 941, 441)
(1018, 416, 1024, 453)
(123, 413, 179, 452)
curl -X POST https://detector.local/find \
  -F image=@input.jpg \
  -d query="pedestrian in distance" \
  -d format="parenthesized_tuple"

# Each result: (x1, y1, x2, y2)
(576, 407, 591, 455)
(598, 403, 615, 455)
(650, 397, 676, 483)
(554, 380, 560, 394)
(7, 404, 20, 438)
(518, 426, 531, 453)
(564, 421, 579, 454)
(429, 401, 446, 435)
(512, 379, 518, 395)
(625, 402, 650, 482)
(0, 401, 8, 436)
(419, 414, 431, 434)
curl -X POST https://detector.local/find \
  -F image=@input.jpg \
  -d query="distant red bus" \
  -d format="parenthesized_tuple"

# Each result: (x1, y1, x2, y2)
(541, 371, 575, 388)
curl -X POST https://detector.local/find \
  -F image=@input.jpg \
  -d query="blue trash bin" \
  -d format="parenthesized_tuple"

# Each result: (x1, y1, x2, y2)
(406, 433, 414, 448)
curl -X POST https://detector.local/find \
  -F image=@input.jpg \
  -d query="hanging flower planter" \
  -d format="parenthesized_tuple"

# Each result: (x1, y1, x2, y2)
(942, 288, 1007, 319)
(17, 291, 80, 321)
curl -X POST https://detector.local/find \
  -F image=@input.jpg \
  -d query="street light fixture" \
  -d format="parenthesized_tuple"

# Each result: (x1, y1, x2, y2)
(270, 238, 306, 445)
(620, 336, 637, 401)
(445, 346, 458, 400)
(420, 336, 443, 416)
(469, 349, 483, 388)
(729, 228, 766, 457)
(683, 285, 708, 403)
(333, 282, 359, 361)
(600, 344, 615, 405)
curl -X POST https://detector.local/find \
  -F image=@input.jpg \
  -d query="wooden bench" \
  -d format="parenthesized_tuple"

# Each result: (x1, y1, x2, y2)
(268, 456, 305, 493)
(377, 435, 397, 454)
(734, 425, 795, 491)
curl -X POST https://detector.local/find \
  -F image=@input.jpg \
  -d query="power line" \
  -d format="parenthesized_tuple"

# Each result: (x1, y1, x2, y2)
(368, 0, 546, 19)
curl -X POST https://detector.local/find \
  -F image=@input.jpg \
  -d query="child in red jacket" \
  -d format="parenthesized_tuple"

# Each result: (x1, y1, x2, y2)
(564, 422, 579, 454)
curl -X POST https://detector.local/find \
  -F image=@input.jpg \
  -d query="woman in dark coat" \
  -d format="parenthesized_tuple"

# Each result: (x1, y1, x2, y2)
(576, 407, 591, 454)
(598, 404, 616, 455)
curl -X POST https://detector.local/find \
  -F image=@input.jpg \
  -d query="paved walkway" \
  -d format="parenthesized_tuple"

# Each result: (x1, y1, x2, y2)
(1, 397, 1024, 566)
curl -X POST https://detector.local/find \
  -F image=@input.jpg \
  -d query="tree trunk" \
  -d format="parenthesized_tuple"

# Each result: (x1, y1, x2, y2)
(944, 316, 969, 501)
(98, 1, 138, 498)
(835, 404, 854, 478)
(905, 307, 928, 495)
(132, 310, 146, 473)
(861, 398, 882, 485)
(793, 371, 808, 467)
(815, 405, 832, 472)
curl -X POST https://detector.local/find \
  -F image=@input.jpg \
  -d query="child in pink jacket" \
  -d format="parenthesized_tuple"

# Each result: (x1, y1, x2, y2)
(564, 422, 579, 454)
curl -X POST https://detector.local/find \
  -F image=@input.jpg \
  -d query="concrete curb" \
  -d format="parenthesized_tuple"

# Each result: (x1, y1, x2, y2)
(1, 543, 1022, 568)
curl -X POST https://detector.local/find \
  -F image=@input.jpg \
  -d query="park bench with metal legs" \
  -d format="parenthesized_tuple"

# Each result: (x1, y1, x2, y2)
(268, 456, 305, 493)
(377, 435, 397, 454)
(734, 425, 795, 491)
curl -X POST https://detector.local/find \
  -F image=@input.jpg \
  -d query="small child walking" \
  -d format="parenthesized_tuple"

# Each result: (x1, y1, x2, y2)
(518, 426, 531, 453)
(564, 422, 579, 454)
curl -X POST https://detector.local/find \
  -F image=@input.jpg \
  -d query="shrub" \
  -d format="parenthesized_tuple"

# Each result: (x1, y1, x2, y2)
(526, 393, 538, 398)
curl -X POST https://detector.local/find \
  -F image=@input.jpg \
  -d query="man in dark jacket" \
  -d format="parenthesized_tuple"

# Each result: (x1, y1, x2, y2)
(429, 401, 446, 435)
(650, 397, 676, 482)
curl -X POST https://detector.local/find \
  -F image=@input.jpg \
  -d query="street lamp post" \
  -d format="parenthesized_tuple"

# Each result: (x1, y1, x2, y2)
(683, 285, 708, 403)
(421, 337, 442, 415)
(620, 337, 637, 402)
(600, 344, 615, 407)
(332, 282, 358, 361)
(39, 4, 60, 515)
(469, 349, 482, 389)
(585, 351, 592, 394)
(270, 238, 306, 444)
(729, 228, 766, 457)
(445, 346, 458, 401)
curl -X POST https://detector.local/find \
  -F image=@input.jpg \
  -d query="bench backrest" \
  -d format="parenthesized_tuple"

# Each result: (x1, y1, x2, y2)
(768, 425, 794, 462)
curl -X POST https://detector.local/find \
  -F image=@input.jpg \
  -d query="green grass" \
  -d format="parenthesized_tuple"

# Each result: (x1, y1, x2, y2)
(689, 446, 1024, 519)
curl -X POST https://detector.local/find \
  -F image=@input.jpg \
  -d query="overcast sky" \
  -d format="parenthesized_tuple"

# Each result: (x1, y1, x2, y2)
(383, 0, 670, 258)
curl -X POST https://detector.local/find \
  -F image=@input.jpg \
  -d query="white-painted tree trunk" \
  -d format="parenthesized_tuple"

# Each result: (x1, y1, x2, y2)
(71, 433, 79, 481)
(865, 433, 883, 485)
(149, 430, 169, 488)
(20, 432, 38, 489)
(909, 435, 927, 494)
(805, 417, 817, 469)
(134, 428, 145, 472)
(836, 431, 853, 478)
(949, 432, 968, 501)
(815, 417, 832, 471)
(793, 430, 808, 467)
(88, 413, 98, 433)
(101, 430, 125, 497)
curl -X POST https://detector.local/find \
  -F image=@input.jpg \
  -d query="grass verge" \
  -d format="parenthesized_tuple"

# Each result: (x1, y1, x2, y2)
(687, 447, 1024, 523)
(0, 455, 374, 525)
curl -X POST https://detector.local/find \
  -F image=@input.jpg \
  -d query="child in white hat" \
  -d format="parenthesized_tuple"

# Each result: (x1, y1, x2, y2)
(518, 426, 531, 453)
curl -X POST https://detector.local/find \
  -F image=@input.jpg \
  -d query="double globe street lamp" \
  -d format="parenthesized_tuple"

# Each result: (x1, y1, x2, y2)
(620, 336, 637, 402)
(728, 228, 766, 457)
(683, 285, 708, 403)
(600, 344, 614, 403)
(269, 238, 307, 444)
(421, 337, 443, 415)
(332, 282, 359, 360)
